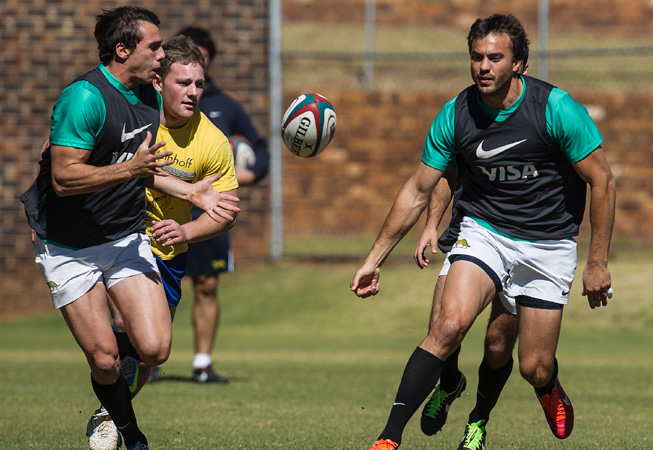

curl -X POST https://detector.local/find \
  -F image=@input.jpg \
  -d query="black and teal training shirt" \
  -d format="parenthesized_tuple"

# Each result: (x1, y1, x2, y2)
(22, 65, 162, 248)
(424, 75, 603, 243)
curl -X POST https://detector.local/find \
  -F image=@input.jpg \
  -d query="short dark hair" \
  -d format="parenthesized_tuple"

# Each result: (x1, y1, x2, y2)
(95, 6, 160, 65)
(467, 13, 530, 66)
(156, 35, 206, 81)
(176, 26, 217, 61)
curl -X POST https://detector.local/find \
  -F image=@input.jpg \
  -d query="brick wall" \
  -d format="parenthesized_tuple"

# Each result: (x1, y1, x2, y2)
(282, 90, 653, 241)
(284, 0, 653, 31)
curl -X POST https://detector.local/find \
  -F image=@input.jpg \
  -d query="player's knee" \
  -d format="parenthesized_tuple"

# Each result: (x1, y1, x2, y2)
(193, 276, 218, 299)
(519, 357, 555, 387)
(430, 315, 471, 350)
(135, 337, 171, 367)
(484, 335, 514, 367)
(89, 349, 120, 381)
(140, 348, 170, 368)
(110, 314, 126, 332)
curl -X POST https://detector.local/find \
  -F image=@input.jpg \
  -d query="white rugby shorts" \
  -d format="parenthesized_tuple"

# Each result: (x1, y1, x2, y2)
(445, 216, 577, 310)
(34, 232, 159, 309)
(439, 252, 518, 315)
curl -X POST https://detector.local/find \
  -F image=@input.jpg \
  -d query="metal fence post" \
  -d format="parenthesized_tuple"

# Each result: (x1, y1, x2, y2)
(363, 0, 376, 89)
(269, 0, 283, 262)
(538, 0, 549, 80)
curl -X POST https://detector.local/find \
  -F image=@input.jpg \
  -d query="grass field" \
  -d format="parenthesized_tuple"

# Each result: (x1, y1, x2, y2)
(1, 245, 652, 449)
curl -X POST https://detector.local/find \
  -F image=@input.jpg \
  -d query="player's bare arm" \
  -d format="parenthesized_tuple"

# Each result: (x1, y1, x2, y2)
(415, 168, 456, 269)
(351, 162, 443, 298)
(572, 146, 616, 309)
(149, 172, 241, 223)
(153, 188, 239, 247)
(51, 131, 171, 196)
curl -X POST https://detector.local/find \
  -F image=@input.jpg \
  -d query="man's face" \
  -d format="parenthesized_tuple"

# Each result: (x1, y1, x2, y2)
(157, 62, 205, 128)
(470, 33, 519, 99)
(126, 21, 165, 84)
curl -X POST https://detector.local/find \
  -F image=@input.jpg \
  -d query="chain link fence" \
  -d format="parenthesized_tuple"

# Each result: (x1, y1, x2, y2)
(282, 11, 653, 94)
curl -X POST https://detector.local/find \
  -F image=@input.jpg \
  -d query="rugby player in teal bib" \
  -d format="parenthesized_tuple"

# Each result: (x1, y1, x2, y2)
(351, 13, 615, 450)
(21, 7, 237, 450)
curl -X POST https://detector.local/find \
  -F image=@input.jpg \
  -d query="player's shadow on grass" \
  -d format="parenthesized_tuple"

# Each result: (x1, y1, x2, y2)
(150, 373, 248, 383)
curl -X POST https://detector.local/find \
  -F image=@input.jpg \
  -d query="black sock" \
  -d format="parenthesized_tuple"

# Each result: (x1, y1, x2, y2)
(439, 345, 462, 392)
(379, 347, 444, 445)
(468, 356, 513, 424)
(534, 358, 559, 397)
(91, 375, 147, 447)
(113, 329, 142, 361)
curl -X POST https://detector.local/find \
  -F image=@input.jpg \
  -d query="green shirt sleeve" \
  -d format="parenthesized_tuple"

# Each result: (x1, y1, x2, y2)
(421, 97, 458, 170)
(546, 87, 603, 163)
(50, 80, 105, 150)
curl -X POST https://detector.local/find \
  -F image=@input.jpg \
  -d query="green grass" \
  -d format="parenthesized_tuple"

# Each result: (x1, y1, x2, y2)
(2, 247, 653, 449)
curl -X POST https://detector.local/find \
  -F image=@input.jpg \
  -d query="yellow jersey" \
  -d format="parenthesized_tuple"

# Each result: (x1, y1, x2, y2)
(145, 110, 238, 260)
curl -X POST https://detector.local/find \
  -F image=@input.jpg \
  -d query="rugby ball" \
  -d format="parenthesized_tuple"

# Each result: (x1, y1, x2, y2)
(229, 135, 256, 169)
(281, 93, 336, 158)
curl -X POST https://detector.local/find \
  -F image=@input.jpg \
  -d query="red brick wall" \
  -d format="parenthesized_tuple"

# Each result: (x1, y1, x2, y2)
(282, 90, 653, 240)
(284, 0, 653, 31)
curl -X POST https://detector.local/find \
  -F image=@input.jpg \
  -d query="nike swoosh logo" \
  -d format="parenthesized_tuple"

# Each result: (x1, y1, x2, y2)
(121, 123, 152, 143)
(208, 111, 221, 119)
(562, 395, 571, 406)
(476, 139, 527, 159)
(393, 402, 406, 406)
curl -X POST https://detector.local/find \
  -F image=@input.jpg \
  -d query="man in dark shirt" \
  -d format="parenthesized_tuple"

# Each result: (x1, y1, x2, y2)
(21, 8, 232, 450)
(351, 13, 615, 450)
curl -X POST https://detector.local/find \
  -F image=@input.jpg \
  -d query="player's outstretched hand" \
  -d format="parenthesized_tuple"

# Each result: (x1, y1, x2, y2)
(581, 261, 612, 309)
(415, 226, 438, 269)
(130, 132, 173, 177)
(190, 172, 241, 222)
(350, 264, 381, 298)
(152, 219, 186, 246)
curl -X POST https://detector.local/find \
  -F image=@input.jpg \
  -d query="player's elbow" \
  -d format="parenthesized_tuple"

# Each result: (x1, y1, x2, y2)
(51, 176, 74, 197)
(606, 169, 616, 198)
(595, 167, 616, 204)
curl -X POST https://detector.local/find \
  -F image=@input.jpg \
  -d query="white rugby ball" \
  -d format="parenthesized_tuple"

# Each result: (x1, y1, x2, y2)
(281, 93, 336, 158)
(228, 135, 256, 169)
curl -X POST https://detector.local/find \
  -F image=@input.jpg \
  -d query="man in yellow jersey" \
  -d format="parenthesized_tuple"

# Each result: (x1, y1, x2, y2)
(145, 34, 239, 324)
(88, 35, 240, 450)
